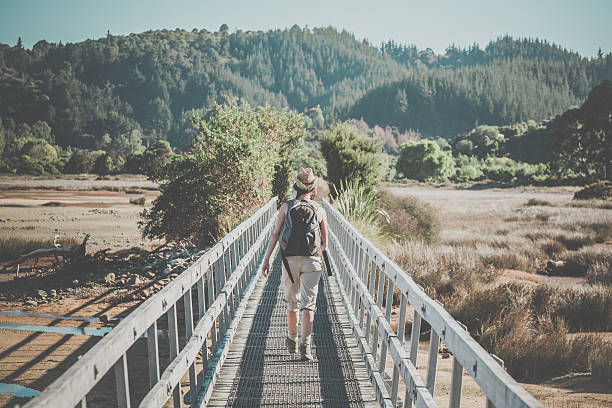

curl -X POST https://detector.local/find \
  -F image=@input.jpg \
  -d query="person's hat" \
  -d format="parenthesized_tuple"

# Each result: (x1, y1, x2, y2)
(294, 167, 318, 191)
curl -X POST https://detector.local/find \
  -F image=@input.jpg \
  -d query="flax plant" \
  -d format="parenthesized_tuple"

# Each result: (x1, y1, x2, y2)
(332, 179, 389, 226)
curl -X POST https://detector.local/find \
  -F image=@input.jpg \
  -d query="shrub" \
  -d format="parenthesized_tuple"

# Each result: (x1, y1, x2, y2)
(93, 153, 115, 175)
(139, 141, 175, 177)
(376, 191, 439, 244)
(452, 154, 483, 182)
(396, 140, 455, 181)
(573, 180, 612, 201)
(525, 198, 553, 207)
(531, 285, 611, 332)
(388, 241, 489, 297)
(139, 100, 306, 245)
(64, 150, 94, 174)
(320, 122, 383, 193)
(129, 196, 146, 205)
(20, 141, 58, 162)
(590, 344, 612, 384)
(451, 286, 612, 382)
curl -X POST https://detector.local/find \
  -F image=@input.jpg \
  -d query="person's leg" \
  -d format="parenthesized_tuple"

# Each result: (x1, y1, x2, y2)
(282, 257, 301, 353)
(300, 308, 315, 337)
(297, 258, 323, 360)
(288, 310, 298, 336)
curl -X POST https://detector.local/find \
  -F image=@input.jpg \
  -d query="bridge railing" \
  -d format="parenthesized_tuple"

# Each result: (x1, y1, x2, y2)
(323, 199, 542, 408)
(24, 197, 278, 408)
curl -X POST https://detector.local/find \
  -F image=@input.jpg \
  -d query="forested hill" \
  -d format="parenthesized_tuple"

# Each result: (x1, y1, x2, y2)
(351, 37, 612, 138)
(1, 26, 611, 151)
(0, 26, 407, 149)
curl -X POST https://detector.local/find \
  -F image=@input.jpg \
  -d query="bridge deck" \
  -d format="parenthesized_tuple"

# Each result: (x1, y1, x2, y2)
(208, 256, 379, 407)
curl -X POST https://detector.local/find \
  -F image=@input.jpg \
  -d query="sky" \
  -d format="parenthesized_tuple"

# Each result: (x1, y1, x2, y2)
(1, 0, 611, 58)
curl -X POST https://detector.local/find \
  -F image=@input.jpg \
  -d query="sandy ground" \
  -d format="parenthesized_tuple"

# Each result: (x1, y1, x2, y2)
(0, 297, 139, 408)
(0, 189, 160, 252)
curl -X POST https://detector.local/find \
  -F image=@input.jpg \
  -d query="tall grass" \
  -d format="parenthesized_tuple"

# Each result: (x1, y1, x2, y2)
(479, 309, 611, 382)
(448, 282, 612, 381)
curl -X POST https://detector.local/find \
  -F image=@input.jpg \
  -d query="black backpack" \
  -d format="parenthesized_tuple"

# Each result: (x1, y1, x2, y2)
(279, 199, 322, 256)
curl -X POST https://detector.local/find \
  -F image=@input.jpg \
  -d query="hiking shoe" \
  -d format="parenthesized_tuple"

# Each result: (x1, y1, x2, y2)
(299, 342, 313, 361)
(286, 337, 297, 354)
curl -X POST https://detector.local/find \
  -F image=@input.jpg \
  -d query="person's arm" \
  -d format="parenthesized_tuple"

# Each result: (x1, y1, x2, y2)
(320, 218, 328, 250)
(261, 203, 287, 277)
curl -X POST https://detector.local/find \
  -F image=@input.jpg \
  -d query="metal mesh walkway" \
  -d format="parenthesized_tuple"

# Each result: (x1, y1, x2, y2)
(207, 255, 379, 407)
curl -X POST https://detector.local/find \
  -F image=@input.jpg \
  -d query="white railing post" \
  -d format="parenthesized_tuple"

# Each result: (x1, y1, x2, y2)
(114, 354, 130, 408)
(167, 303, 181, 408)
(146, 321, 160, 389)
(183, 290, 197, 404)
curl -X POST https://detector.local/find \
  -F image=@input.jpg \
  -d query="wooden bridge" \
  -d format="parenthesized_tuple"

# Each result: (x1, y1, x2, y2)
(22, 198, 543, 408)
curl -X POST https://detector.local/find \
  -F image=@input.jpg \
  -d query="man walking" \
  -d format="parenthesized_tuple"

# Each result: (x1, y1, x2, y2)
(261, 168, 327, 361)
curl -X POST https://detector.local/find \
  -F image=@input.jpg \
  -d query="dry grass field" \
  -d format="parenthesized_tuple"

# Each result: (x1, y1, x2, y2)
(381, 183, 611, 407)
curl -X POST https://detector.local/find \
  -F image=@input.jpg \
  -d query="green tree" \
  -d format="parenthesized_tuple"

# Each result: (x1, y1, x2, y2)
(552, 80, 612, 181)
(320, 122, 383, 193)
(20, 142, 58, 162)
(139, 100, 306, 245)
(396, 140, 455, 181)
(64, 150, 94, 174)
(93, 153, 114, 175)
(138, 140, 174, 176)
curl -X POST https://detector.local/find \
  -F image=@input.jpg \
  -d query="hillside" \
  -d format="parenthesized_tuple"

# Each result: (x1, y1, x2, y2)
(0, 26, 407, 150)
(1, 27, 611, 154)
(350, 37, 612, 138)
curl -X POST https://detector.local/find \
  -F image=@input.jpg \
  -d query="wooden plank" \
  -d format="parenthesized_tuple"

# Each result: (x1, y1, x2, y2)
(196, 274, 208, 376)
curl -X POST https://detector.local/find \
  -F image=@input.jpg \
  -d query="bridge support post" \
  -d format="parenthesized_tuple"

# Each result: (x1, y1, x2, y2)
(196, 273, 209, 381)
(167, 304, 182, 408)
(184, 290, 197, 405)
(426, 329, 440, 396)
(113, 354, 130, 408)
(449, 356, 464, 408)
(146, 321, 160, 389)
(391, 293, 408, 407)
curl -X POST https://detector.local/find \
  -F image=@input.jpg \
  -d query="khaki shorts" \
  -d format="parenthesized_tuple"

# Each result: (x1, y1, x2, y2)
(281, 255, 323, 312)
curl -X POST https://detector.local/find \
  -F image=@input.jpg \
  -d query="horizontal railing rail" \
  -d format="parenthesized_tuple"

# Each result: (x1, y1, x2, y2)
(24, 197, 278, 408)
(323, 199, 542, 408)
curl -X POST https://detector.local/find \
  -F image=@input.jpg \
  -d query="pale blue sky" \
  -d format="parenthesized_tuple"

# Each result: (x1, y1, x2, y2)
(1, 0, 610, 57)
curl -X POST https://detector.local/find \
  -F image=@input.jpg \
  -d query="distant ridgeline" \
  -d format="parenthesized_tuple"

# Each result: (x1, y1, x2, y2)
(0, 26, 610, 171)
